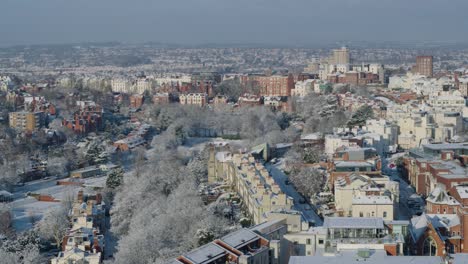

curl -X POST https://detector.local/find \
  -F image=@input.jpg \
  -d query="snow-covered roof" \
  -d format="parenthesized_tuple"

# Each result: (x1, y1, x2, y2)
(455, 186, 468, 199)
(220, 228, 261, 248)
(352, 195, 393, 205)
(411, 213, 460, 242)
(300, 133, 322, 141)
(215, 152, 232, 162)
(426, 187, 460, 205)
(334, 161, 373, 168)
(183, 243, 227, 264)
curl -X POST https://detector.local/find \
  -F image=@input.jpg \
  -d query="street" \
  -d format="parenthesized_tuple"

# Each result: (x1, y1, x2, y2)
(265, 163, 323, 226)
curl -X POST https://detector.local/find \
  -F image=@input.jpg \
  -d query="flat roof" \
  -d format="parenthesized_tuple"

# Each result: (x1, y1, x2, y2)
(323, 217, 384, 229)
(423, 142, 468, 151)
(335, 161, 373, 168)
(352, 196, 393, 205)
(289, 250, 444, 264)
(183, 243, 226, 264)
(220, 228, 260, 249)
(455, 186, 468, 199)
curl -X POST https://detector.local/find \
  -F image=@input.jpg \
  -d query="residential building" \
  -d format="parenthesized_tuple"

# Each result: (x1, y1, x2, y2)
(330, 47, 350, 65)
(111, 79, 131, 93)
(135, 78, 152, 94)
(51, 247, 101, 264)
(153, 93, 170, 104)
(403, 143, 468, 196)
(113, 136, 145, 151)
(179, 93, 208, 107)
(283, 217, 408, 260)
(292, 80, 314, 97)
(71, 167, 103, 179)
(415, 56, 434, 77)
(248, 74, 294, 97)
(238, 94, 262, 107)
(208, 150, 294, 224)
(52, 191, 106, 264)
(213, 95, 228, 105)
(288, 249, 444, 264)
(363, 119, 399, 156)
(9, 111, 45, 133)
(62, 103, 103, 134)
(173, 228, 271, 264)
(334, 173, 399, 220)
(459, 77, 468, 97)
(130, 94, 144, 108)
(154, 74, 191, 86)
(328, 146, 382, 188)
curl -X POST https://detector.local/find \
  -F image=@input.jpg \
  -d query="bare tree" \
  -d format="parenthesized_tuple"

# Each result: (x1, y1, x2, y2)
(0, 204, 13, 237)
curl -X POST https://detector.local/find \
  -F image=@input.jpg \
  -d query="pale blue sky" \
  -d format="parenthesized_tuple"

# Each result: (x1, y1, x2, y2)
(1, 0, 467, 46)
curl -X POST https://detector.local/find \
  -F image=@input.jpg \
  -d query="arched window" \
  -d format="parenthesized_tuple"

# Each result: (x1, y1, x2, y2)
(423, 237, 438, 256)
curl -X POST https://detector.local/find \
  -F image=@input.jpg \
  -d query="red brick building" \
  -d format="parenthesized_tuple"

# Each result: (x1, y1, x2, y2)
(130, 94, 144, 108)
(152, 93, 170, 104)
(62, 103, 103, 134)
(245, 74, 294, 97)
(415, 56, 434, 77)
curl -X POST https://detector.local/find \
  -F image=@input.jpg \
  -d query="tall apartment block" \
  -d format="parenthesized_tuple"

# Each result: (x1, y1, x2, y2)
(330, 47, 350, 65)
(415, 56, 433, 77)
(9, 111, 45, 133)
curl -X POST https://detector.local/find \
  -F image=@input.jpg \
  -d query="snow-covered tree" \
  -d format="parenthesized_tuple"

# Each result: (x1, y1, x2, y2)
(37, 206, 69, 249)
(0, 230, 44, 264)
(289, 167, 324, 198)
(110, 147, 233, 263)
(47, 156, 69, 177)
(347, 105, 374, 127)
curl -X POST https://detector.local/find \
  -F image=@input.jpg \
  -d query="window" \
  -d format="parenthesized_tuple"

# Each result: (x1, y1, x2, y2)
(423, 237, 438, 256)
(306, 239, 311, 245)
(383, 211, 387, 218)
(359, 212, 363, 217)
(318, 239, 324, 245)
(371, 211, 375, 217)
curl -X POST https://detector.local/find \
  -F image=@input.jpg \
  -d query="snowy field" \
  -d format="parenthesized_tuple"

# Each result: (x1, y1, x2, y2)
(177, 137, 248, 154)
(9, 176, 106, 233)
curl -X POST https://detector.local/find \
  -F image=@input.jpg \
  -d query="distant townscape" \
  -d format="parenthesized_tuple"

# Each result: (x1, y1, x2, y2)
(0, 43, 467, 264)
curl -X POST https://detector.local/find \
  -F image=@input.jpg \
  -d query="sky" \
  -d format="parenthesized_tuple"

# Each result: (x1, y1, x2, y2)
(1, 0, 467, 47)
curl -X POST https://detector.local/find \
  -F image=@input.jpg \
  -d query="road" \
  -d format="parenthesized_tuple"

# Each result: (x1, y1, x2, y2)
(383, 157, 422, 220)
(265, 163, 323, 226)
(12, 177, 58, 199)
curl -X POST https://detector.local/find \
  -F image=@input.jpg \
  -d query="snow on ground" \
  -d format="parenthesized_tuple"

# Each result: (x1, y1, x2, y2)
(10, 197, 62, 232)
(10, 176, 104, 233)
(178, 137, 248, 154)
